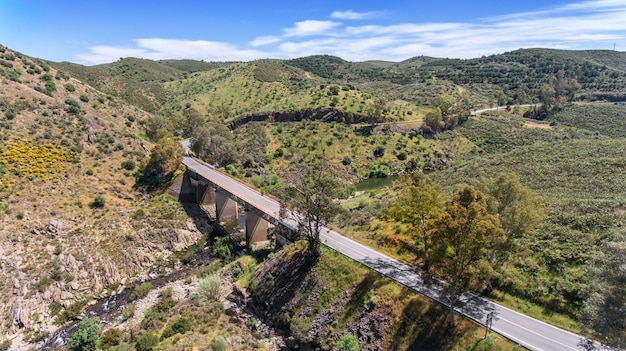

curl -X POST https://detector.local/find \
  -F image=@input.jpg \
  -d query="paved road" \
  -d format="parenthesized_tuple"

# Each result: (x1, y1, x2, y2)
(182, 142, 592, 351)
(471, 104, 541, 115)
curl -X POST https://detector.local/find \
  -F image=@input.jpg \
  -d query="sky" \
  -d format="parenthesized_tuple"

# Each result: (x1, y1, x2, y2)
(1, 0, 625, 65)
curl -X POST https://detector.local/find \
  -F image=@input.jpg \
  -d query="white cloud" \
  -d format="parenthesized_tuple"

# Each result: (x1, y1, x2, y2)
(284, 20, 341, 37)
(249, 36, 281, 47)
(75, 0, 626, 64)
(330, 10, 379, 20)
(76, 38, 270, 65)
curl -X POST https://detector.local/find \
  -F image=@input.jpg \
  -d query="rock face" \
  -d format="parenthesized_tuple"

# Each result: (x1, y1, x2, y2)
(0, 215, 203, 350)
(249, 244, 396, 351)
(227, 108, 370, 130)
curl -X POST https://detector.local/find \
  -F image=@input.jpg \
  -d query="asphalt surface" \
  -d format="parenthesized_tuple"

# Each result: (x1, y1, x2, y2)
(182, 142, 591, 351)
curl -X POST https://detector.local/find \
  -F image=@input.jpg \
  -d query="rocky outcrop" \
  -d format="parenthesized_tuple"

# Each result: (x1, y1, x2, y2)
(228, 108, 370, 130)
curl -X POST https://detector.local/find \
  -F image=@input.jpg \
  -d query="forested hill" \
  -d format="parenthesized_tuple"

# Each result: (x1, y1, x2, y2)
(49, 48, 626, 119)
(286, 49, 626, 100)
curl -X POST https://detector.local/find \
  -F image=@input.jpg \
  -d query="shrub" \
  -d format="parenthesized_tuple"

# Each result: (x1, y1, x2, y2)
(122, 303, 136, 321)
(210, 337, 227, 351)
(80, 95, 89, 102)
(98, 328, 121, 350)
(91, 195, 105, 208)
(160, 316, 190, 340)
(4, 111, 15, 120)
(130, 282, 153, 301)
(0, 339, 11, 351)
(334, 334, 359, 351)
(373, 145, 385, 158)
(135, 333, 158, 351)
(342, 156, 352, 166)
(69, 317, 101, 351)
(211, 236, 232, 260)
(65, 83, 75, 92)
(121, 160, 136, 170)
(198, 272, 230, 301)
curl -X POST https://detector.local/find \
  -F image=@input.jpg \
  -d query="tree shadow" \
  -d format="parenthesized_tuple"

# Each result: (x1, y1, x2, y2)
(338, 271, 389, 325)
(393, 298, 451, 350)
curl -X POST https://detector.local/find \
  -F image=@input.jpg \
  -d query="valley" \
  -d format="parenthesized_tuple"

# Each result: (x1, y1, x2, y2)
(0, 43, 625, 350)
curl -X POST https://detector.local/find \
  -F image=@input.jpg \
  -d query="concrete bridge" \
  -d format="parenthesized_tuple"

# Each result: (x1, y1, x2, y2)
(180, 140, 295, 247)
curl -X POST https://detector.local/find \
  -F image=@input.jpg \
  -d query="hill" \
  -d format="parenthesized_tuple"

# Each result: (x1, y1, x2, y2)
(0, 46, 206, 349)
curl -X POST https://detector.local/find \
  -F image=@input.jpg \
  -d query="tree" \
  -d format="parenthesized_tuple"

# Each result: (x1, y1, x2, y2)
(493, 89, 508, 107)
(385, 173, 444, 270)
(424, 107, 443, 135)
(580, 229, 626, 349)
(69, 317, 101, 351)
(141, 135, 184, 186)
(430, 186, 504, 327)
(191, 122, 236, 167)
(281, 159, 347, 256)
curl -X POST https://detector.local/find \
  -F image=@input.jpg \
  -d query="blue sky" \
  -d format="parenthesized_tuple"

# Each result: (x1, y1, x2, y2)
(1, 0, 625, 65)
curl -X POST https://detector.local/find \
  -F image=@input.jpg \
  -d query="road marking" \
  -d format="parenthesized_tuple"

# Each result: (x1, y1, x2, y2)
(494, 315, 579, 351)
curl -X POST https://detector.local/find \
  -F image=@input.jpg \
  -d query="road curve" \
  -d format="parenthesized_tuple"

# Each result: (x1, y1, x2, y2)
(181, 140, 592, 351)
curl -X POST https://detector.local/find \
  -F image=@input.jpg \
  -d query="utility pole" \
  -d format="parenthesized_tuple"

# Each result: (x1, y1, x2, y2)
(484, 311, 494, 339)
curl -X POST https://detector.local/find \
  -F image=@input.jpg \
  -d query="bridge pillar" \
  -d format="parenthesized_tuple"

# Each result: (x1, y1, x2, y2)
(197, 182, 215, 205)
(245, 210, 270, 246)
(178, 171, 196, 202)
(215, 190, 238, 223)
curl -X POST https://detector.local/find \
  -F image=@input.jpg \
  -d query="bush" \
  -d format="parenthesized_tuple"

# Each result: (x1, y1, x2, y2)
(65, 83, 75, 92)
(122, 303, 136, 321)
(210, 337, 227, 351)
(135, 333, 158, 351)
(198, 272, 230, 301)
(69, 317, 101, 351)
(342, 156, 352, 166)
(211, 236, 232, 260)
(0, 340, 11, 351)
(373, 145, 385, 158)
(4, 111, 15, 120)
(98, 328, 121, 350)
(91, 195, 105, 208)
(80, 95, 89, 102)
(121, 160, 136, 170)
(160, 316, 190, 340)
(334, 334, 359, 351)
(130, 282, 153, 301)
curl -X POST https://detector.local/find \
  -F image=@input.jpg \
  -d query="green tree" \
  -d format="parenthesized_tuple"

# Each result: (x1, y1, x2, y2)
(191, 122, 236, 167)
(431, 186, 504, 327)
(486, 173, 542, 254)
(385, 173, 444, 270)
(433, 94, 455, 116)
(281, 159, 347, 256)
(424, 107, 443, 134)
(580, 229, 626, 349)
(69, 317, 101, 351)
(142, 135, 183, 186)
(493, 89, 508, 107)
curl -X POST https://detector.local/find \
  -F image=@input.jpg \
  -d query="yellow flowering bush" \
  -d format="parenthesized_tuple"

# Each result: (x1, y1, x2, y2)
(0, 139, 78, 191)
